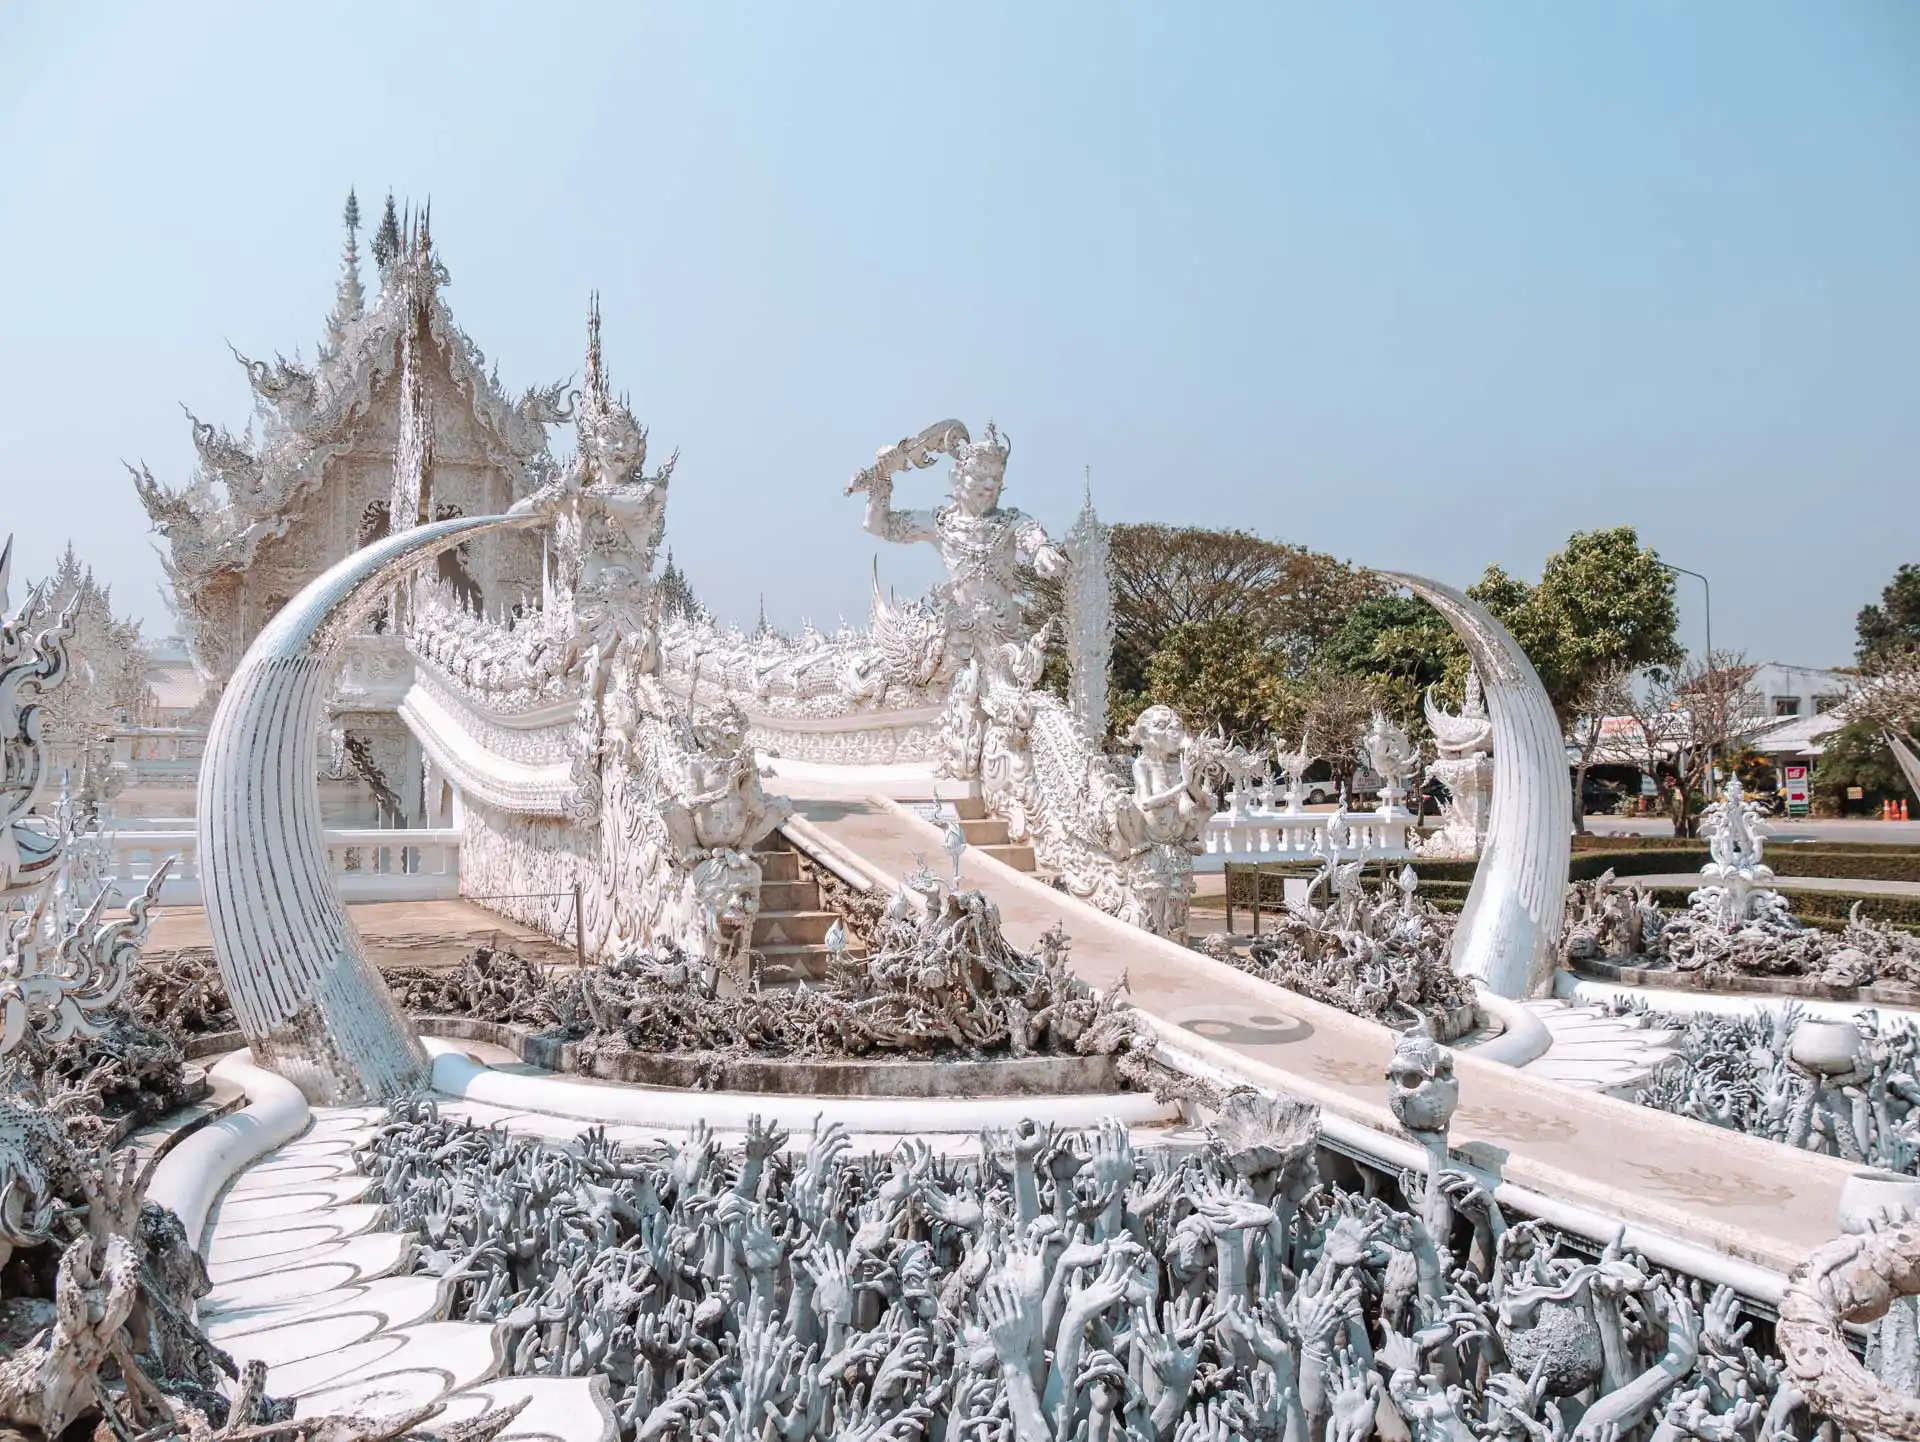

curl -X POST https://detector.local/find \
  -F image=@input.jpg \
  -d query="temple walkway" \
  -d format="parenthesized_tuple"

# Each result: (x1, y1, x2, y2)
(788, 797, 1869, 1278)
(142, 899, 576, 970)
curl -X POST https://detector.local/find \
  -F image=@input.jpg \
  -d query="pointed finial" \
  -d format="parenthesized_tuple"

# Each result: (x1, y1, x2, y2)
(0, 535, 12, 613)
(584, 292, 605, 399)
(1083, 464, 1092, 507)
(373, 191, 400, 267)
(327, 188, 367, 343)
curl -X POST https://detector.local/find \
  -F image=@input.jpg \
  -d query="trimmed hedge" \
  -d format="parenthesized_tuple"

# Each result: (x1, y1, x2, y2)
(1773, 850, 1920, 884)
(1569, 835, 1702, 853)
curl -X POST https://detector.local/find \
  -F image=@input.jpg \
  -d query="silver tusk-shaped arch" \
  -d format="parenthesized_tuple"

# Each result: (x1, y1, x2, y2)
(1381, 572, 1570, 998)
(198, 511, 532, 1103)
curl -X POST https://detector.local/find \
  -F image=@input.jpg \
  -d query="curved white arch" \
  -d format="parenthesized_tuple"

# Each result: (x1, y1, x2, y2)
(1381, 572, 1570, 998)
(198, 513, 528, 1103)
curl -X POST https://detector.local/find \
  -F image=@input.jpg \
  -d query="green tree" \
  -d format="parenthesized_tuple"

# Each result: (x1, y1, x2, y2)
(1468, 526, 1682, 830)
(1028, 523, 1379, 739)
(1313, 594, 1461, 739)
(1857, 563, 1920, 665)
(1467, 527, 1682, 724)
(1140, 615, 1290, 744)
(1812, 720, 1907, 815)
(1315, 596, 1455, 691)
(1098, 524, 1378, 699)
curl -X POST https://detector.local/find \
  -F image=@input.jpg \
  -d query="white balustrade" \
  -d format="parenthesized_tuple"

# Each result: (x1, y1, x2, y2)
(1197, 804, 1415, 871)
(106, 826, 463, 906)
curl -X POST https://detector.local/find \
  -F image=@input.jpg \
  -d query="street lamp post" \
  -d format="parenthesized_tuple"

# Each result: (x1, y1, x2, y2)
(1657, 562, 1712, 665)
(1657, 561, 1717, 803)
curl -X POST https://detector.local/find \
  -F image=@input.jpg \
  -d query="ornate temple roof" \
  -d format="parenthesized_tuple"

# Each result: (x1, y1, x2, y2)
(132, 191, 573, 602)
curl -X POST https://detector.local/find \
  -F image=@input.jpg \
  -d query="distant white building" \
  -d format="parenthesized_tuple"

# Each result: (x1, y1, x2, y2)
(1575, 661, 1854, 812)
(143, 635, 207, 724)
(1746, 662, 1851, 720)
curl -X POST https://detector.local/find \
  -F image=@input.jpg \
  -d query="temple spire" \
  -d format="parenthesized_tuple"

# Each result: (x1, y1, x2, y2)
(584, 291, 606, 401)
(371, 191, 401, 273)
(1064, 468, 1113, 743)
(389, 223, 435, 535)
(324, 188, 365, 356)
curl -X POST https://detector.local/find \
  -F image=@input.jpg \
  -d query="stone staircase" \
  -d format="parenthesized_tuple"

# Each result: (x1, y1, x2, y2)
(751, 836, 858, 982)
(748, 797, 1042, 984)
(951, 794, 1037, 873)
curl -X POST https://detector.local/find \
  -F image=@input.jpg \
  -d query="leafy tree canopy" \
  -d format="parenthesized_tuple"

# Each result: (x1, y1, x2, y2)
(1812, 719, 1907, 810)
(1097, 524, 1379, 698)
(1466, 526, 1682, 725)
(1315, 596, 1454, 691)
(1857, 562, 1920, 666)
(1138, 615, 1292, 744)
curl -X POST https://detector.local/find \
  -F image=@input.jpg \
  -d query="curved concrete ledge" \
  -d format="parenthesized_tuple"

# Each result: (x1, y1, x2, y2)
(1465, 987, 1554, 1067)
(413, 1016, 1124, 1098)
(147, 1050, 312, 1254)
(1148, 1022, 1791, 1307)
(422, 1038, 1175, 1134)
(1562, 958, 1920, 1012)
(1555, 970, 1920, 1026)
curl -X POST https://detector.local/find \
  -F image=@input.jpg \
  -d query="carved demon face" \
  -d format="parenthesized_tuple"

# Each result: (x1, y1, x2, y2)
(582, 406, 648, 483)
(1129, 705, 1187, 759)
(692, 851, 761, 931)
(1386, 1026, 1459, 1136)
(692, 702, 749, 757)
(951, 454, 1005, 517)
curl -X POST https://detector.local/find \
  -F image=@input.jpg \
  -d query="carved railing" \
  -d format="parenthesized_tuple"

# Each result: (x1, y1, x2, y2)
(107, 825, 462, 906)
(1198, 805, 1416, 868)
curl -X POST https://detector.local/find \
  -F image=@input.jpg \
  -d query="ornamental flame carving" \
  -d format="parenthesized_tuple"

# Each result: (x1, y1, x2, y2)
(0, 538, 173, 1056)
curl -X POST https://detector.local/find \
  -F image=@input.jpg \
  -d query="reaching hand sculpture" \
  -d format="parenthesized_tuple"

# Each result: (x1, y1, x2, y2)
(343, 1052, 1863, 1442)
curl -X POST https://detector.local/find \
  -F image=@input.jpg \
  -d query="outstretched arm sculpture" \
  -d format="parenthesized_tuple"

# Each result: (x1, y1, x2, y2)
(1382, 573, 1570, 998)
(198, 511, 533, 1103)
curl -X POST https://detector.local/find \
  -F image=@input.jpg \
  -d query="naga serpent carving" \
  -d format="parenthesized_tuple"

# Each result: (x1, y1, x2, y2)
(1382, 573, 1570, 998)
(198, 511, 531, 1103)
(1778, 1216, 1920, 1441)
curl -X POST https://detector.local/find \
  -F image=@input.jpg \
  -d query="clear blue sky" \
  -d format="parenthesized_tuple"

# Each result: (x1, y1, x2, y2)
(2, 2, 1913, 666)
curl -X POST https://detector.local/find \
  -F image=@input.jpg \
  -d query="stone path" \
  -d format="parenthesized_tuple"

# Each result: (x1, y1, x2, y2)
(144, 899, 575, 969)
(1517, 999, 1681, 1095)
(200, 1105, 617, 1442)
(787, 797, 1865, 1275)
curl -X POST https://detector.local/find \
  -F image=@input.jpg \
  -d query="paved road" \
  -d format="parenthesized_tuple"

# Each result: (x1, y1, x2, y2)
(791, 796, 1861, 1277)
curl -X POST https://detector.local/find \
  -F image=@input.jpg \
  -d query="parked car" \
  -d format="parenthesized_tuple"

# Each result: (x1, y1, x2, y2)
(1579, 778, 1627, 814)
